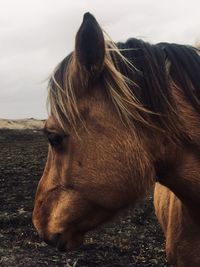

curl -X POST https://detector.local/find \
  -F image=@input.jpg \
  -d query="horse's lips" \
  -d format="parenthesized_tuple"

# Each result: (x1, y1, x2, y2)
(55, 232, 84, 251)
(56, 238, 68, 252)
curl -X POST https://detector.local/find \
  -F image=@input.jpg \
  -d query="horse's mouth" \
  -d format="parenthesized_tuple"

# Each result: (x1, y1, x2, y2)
(58, 234, 84, 251)
(44, 232, 84, 251)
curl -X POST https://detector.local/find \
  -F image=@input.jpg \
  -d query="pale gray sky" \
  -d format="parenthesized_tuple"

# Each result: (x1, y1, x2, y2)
(1, 0, 200, 119)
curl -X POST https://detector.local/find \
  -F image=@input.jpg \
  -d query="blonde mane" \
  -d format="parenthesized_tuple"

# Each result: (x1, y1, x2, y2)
(47, 37, 154, 132)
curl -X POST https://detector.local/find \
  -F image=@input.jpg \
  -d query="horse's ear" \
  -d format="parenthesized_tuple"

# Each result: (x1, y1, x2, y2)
(75, 13, 105, 78)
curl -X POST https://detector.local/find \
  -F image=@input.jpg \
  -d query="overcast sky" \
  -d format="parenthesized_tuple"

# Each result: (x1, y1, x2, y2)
(1, 0, 200, 119)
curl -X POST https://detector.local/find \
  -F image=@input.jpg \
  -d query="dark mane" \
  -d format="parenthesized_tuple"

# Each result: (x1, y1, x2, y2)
(111, 39, 200, 136)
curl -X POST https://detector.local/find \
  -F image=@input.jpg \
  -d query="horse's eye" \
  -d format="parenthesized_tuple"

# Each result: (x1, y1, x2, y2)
(47, 133, 63, 147)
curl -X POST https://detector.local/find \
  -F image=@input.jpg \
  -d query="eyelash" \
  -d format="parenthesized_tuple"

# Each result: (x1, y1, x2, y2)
(47, 133, 64, 147)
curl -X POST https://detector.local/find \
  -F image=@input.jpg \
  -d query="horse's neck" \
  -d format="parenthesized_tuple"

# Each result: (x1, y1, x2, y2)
(153, 80, 200, 213)
(156, 142, 200, 221)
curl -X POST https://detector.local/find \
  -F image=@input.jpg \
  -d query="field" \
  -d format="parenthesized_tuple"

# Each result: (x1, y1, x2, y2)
(0, 129, 169, 267)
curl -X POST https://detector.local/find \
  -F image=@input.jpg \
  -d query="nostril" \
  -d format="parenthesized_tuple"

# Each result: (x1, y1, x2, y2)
(32, 218, 43, 238)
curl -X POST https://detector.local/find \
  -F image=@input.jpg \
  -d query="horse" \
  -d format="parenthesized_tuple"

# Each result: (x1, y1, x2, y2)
(32, 13, 200, 266)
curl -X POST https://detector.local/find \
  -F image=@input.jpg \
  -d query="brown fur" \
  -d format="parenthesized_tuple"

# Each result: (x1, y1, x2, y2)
(154, 81, 200, 266)
(154, 183, 200, 267)
(32, 13, 200, 265)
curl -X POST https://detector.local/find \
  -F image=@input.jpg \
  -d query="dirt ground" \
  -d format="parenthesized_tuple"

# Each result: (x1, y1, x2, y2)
(0, 129, 169, 267)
